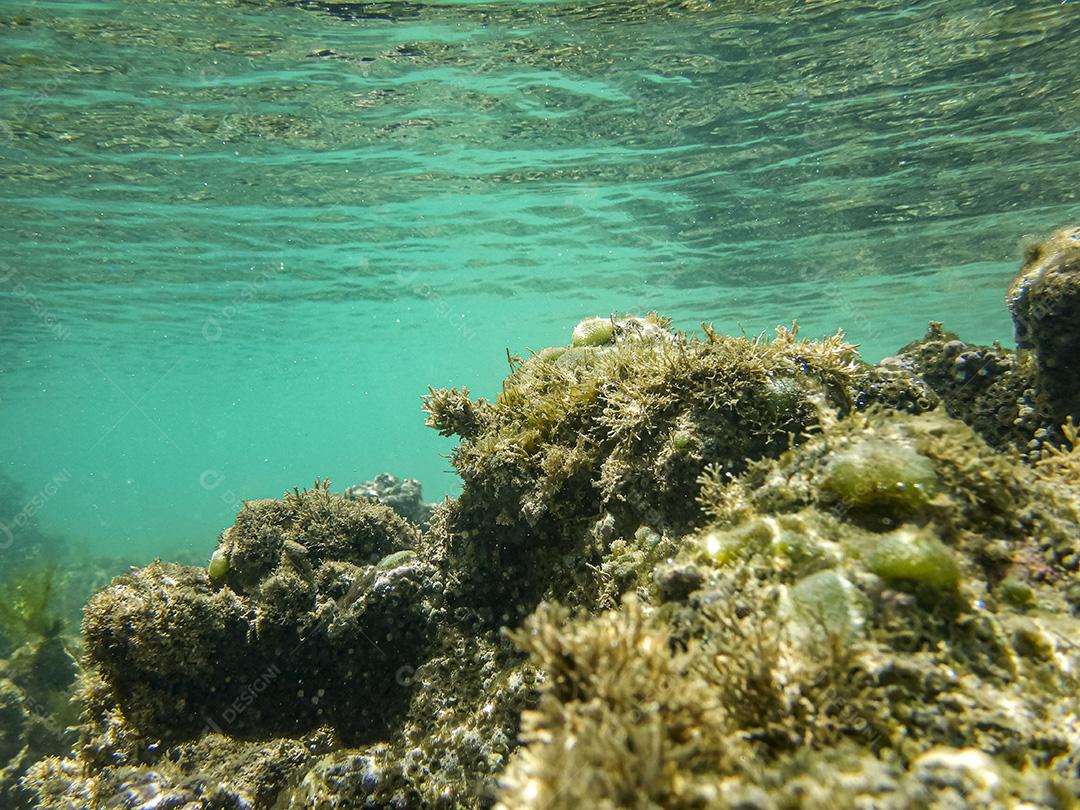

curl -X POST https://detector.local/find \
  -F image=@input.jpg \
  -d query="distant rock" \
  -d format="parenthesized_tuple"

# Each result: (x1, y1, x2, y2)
(345, 472, 436, 529)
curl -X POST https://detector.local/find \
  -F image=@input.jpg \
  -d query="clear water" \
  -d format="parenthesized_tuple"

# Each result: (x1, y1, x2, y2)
(1, 0, 1078, 563)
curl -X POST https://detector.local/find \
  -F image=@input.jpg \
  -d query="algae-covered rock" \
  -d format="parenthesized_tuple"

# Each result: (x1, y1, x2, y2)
(81, 481, 438, 748)
(345, 471, 436, 528)
(426, 321, 935, 616)
(0, 638, 77, 810)
(494, 406, 1080, 807)
(704, 406, 1080, 576)
(24, 236, 1080, 809)
(898, 222, 1080, 456)
(898, 322, 1039, 455)
(1008, 224, 1080, 424)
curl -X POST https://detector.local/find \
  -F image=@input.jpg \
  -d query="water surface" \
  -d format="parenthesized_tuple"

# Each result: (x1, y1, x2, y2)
(1, 0, 1077, 560)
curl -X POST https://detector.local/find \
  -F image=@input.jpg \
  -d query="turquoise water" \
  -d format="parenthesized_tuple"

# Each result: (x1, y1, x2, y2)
(1, 0, 1078, 562)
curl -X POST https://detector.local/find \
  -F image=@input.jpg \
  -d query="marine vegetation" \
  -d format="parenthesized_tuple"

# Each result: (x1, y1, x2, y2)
(0, 562, 80, 810)
(0, 561, 65, 655)
(424, 315, 937, 616)
(20, 225, 1080, 809)
(79, 480, 432, 750)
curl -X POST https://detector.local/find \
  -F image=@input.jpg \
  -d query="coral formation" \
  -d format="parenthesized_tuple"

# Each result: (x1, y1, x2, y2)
(21, 229, 1080, 809)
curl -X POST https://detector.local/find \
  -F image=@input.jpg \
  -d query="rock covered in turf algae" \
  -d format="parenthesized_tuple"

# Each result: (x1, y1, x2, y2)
(81, 481, 437, 748)
(1008, 224, 1080, 424)
(26, 245, 1080, 809)
(896, 322, 1038, 454)
(0, 628, 79, 809)
(495, 410, 1080, 809)
(898, 223, 1080, 455)
(422, 314, 937, 615)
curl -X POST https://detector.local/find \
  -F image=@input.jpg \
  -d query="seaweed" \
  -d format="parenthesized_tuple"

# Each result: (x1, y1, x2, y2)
(0, 560, 64, 653)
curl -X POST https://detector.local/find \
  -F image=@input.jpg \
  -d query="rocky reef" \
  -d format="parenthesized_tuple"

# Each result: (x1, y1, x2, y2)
(21, 226, 1080, 809)
(897, 225, 1080, 460)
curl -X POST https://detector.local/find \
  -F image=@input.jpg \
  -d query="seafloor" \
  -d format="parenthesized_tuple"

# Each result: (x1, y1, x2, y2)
(3, 225, 1080, 809)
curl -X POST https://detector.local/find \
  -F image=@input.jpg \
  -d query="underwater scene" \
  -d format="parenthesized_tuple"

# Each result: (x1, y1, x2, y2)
(1, 0, 1079, 807)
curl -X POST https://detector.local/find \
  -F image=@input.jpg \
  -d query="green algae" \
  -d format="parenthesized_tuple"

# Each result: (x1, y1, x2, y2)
(995, 575, 1036, 607)
(570, 316, 615, 347)
(787, 568, 868, 641)
(207, 546, 229, 582)
(861, 526, 961, 589)
(0, 563, 64, 653)
(821, 438, 938, 516)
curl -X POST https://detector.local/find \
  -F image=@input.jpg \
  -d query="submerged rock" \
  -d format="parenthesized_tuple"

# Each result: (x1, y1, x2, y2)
(897, 323, 1036, 453)
(898, 222, 1080, 457)
(345, 472, 436, 528)
(423, 315, 935, 617)
(23, 233, 1080, 809)
(1008, 224, 1080, 425)
(81, 481, 437, 750)
(0, 638, 77, 809)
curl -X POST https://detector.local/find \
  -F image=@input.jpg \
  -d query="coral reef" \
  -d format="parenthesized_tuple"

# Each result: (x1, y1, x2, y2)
(21, 231, 1080, 809)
